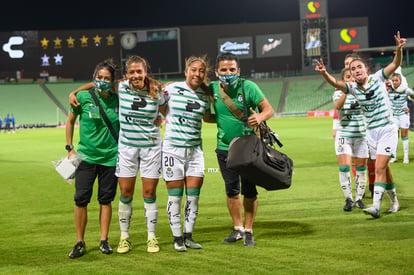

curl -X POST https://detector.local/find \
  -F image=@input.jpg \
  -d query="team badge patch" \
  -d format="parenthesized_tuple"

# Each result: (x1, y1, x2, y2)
(166, 168, 174, 178)
(237, 94, 243, 102)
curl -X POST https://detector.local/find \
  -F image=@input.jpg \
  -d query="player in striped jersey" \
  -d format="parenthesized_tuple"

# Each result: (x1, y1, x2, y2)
(315, 31, 406, 218)
(387, 73, 414, 163)
(68, 56, 166, 253)
(333, 68, 368, 211)
(160, 55, 215, 252)
(115, 56, 166, 253)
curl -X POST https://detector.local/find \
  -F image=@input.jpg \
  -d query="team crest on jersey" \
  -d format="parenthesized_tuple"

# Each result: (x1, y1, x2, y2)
(185, 100, 201, 112)
(237, 94, 243, 102)
(165, 167, 174, 178)
(131, 97, 147, 110)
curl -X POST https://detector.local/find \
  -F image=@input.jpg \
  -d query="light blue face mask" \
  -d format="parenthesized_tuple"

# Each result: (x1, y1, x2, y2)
(218, 73, 239, 86)
(94, 79, 112, 93)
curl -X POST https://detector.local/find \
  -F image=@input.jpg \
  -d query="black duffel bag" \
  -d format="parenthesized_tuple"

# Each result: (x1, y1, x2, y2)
(226, 134, 293, 191)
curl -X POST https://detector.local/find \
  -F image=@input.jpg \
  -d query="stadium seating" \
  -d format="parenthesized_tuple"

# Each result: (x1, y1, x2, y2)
(1, 66, 413, 125)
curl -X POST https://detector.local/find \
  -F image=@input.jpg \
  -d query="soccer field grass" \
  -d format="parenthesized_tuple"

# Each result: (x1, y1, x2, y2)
(0, 117, 413, 274)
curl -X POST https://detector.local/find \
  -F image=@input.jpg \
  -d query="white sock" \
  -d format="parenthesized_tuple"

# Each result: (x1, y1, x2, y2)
(118, 199, 133, 239)
(234, 226, 245, 232)
(386, 184, 399, 204)
(167, 196, 182, 237)
(402, 138, 409, 159)
(144, 200, 158, 240)
(339, 168, 353, 201)
(372, 183, 386, 210)
(184, 195, 199, 234)
(355, 167, 367, 201)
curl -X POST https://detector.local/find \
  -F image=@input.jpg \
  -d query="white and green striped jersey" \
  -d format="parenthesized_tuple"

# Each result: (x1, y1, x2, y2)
(345, 69, 394, 130)
(163, 81, 211, 148)
(333, 90, 366, 138)
(118, 80, 165, 148)
(388, 87, 414, 117)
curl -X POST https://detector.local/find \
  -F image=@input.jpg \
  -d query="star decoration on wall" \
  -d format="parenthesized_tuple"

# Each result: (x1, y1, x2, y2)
(53, 37, 62, 49)
(80, 35, 88, 47)
(40, 38, 49, 49)
(93, 35, 102, 46)
(66, 36, 75, 48)
(54, 53, 63, 65)
(106, 34, 115, 46)
(41, 54, 50, 66)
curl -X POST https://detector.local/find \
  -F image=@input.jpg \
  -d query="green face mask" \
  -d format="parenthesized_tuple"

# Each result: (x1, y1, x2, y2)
(94, 79, 112, 93)
(218, 73, 239, 86)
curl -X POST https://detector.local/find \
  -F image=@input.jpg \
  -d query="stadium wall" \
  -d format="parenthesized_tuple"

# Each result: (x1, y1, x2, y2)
(0, 17, 368, 81)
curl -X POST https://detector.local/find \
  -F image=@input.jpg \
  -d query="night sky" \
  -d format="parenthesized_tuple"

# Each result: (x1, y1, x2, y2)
(1, 0, 412, 47)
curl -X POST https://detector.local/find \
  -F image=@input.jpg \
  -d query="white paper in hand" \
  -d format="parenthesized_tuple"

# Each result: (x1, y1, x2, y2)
(53, 154, 80, 184)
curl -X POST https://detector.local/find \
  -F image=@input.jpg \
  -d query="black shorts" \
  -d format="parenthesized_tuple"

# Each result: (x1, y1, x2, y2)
(215, 149, 258, 198)
(74, 161, 117, 207)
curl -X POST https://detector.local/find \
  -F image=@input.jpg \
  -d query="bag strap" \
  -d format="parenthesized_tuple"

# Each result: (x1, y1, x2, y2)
(218, 82, 244, 121)
(240, 81, 283, 147)
(89, 89, 119, 142)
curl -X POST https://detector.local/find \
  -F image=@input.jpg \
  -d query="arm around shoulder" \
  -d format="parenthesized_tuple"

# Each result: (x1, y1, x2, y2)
(69, 82, 94, 108)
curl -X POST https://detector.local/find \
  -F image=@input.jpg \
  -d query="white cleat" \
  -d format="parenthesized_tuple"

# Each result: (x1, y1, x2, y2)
(388, 202, 400, 213)
(363, 206, 380, 218)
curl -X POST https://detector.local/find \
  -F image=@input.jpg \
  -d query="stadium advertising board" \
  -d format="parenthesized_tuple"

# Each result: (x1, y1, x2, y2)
(217, 36, 253, 59)
(255, 33, 292, 58)
(299, 0, 327, 19)
(330, 26, 368, 52)
(120, 28, 181, 75)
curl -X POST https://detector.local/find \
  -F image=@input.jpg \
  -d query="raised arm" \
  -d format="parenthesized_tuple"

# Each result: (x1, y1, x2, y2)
(384, 31, 407, 78)
(314, 59, 347, 92)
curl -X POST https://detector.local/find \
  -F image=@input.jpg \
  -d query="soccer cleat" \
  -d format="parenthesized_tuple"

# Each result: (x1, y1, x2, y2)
(173, 236, 187, 252)
(68, 241, 86, 259)
(147, 237, 160, 253)
(243, 231, 256, 247)
(100, 239, 113, 254)
(117, 237, 132, 254)
(388, 202, 400, 213)
(355, 199, 366, 209)
(403, 157, 409, 164)
(222, 229, 244, 243)
(343, 198, 354, 211)
(390, 157, 397, 163)
(184, 237, 202, 249)
(363, 206, 380, 218)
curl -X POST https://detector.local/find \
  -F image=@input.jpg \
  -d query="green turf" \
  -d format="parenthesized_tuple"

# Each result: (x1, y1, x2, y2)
(0, 117, 413, 274)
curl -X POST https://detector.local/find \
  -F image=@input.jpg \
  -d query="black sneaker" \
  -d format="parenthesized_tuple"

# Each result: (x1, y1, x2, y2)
(343, 198, 353, 211)
(100, 239, 113, 254)
(355, 199, 366, 209)
(69, 241, 86, 259)
(243, 231, 256, 246)
(173, 236, 187, 252)
(183, 233, 202, 249)
(222, 229, 244, 243)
